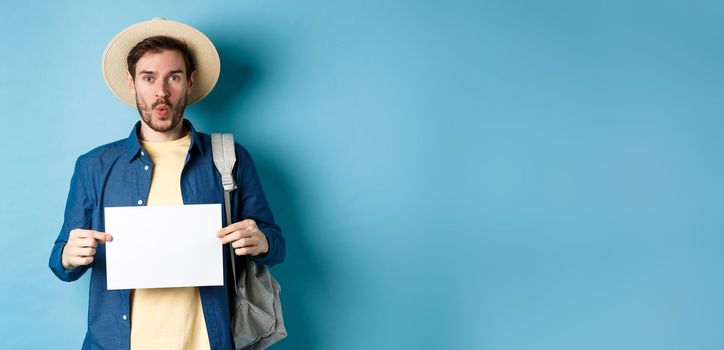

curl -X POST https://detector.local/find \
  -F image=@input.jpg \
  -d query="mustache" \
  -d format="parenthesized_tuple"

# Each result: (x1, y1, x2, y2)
(151, 99, 172, 109)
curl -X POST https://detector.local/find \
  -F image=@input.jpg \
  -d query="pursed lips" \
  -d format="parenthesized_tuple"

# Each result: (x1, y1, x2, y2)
(153, 102, 170, 116)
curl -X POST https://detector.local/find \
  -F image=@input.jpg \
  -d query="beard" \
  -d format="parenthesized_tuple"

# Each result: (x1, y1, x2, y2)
(136, 94, 187, 133)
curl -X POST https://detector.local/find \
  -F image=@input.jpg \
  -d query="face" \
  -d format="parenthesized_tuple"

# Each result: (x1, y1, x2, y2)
(126, 50, 195, 133)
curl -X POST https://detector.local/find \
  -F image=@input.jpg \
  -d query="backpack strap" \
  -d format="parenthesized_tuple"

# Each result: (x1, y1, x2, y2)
(211, 133, 239, 296)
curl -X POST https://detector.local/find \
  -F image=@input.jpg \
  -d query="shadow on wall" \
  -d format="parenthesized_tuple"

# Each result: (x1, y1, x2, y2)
(193, 41, 256, 125)
(196, 37, 328, 350)
(255, 153, 328, 350)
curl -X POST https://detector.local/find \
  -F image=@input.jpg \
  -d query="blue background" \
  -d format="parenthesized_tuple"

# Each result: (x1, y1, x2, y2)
(1, 0, 723, 349)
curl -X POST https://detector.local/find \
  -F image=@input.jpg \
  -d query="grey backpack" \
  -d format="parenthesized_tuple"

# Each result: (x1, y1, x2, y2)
(211, 133, 287, 349)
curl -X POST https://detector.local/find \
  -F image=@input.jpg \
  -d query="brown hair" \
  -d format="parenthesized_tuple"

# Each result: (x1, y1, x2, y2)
(126, 36, 196, 80)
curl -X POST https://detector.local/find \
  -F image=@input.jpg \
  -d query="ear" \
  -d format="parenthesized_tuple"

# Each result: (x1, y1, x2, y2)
(186, 70, 196, 94)
(125, 71, 136, 93)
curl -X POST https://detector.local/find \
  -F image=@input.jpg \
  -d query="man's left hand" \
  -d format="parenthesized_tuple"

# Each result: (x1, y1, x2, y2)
(217, 219, 269, 256)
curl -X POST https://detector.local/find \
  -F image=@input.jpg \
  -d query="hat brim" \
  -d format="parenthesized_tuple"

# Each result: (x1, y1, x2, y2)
(102, 18, 220, 107)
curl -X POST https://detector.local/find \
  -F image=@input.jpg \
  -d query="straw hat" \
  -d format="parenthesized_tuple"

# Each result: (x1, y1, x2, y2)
(102, 17, 220, 107)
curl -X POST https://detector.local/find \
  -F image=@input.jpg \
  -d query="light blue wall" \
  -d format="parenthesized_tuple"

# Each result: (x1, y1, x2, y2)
(1, 0, 723, 349)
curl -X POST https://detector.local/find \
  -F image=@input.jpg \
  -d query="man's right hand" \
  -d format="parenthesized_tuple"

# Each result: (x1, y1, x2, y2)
(62, 229, 113, 270)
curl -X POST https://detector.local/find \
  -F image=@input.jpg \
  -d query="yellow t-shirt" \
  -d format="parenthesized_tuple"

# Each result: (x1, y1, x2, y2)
(131, 133, 210, 350)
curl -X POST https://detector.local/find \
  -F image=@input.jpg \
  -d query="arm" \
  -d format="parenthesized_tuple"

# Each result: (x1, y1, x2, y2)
(217, 145, 285, 267)
(49, 156, 107, 281)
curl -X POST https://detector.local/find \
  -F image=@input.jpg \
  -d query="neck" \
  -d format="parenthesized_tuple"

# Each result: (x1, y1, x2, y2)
(139, 118, 186, 142)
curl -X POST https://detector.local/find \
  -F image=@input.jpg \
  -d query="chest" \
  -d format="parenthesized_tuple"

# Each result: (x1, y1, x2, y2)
(98, 154, 223, 208)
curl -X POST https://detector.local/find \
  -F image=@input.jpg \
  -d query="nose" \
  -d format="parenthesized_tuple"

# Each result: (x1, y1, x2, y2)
(154, 81, 170, 99)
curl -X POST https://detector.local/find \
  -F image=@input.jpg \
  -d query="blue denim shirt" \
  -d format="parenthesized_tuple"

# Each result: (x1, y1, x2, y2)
(48, 120, 285, 350)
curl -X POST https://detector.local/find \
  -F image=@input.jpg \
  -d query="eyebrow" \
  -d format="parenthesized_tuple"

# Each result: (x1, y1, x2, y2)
(137, 69, 185, 76)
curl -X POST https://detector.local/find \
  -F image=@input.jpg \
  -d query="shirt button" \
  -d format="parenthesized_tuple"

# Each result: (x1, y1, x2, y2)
(144, 165, 149, 171)
(141, 151, 145, 156)
(122, 314, 128, 320)
(137, 200, 143, 205)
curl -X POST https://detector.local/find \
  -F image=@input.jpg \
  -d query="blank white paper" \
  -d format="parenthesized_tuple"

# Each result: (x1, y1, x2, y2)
(104, 204, 223, 290)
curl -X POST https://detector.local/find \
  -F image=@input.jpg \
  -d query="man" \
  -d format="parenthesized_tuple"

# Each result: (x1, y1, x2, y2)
(48, 18, 285, 350)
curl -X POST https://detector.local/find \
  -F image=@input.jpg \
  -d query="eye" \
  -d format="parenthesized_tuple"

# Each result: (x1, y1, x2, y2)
(142, 76, 153, 82)
(168, 75, 180, 82)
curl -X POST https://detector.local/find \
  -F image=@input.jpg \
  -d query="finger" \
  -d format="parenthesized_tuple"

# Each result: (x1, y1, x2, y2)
(217, 222, 247, 237)
(71, 256, 94, 266)
(71, 238, 97, 248)
(234, 247, 256, 256)
(69, 228, 89, 239)
(89, 231, 112, 243)
(241, 219, 258, 231)
(72, 229, 112, 243)
(231, 237, 257, 249)
(72, 229, 97, 238)
(70, 240, 96, 255)
(220, 230, 242, 245)
(77, 247, 97, 257)
(232, 230, 256, 241)
(216, 219, 256, 237)
(216, 223, 240, 238)
(68, 246, 86, 258)
(239, 225, 261, 238)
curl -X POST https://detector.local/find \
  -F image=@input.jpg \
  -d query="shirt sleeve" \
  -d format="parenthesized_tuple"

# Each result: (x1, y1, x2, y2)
(232, 144, 286, 267)
(49, 155, 94, 281)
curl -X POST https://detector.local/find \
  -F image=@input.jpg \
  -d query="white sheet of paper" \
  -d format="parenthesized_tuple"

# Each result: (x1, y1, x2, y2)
(104, 204, 223, 290)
